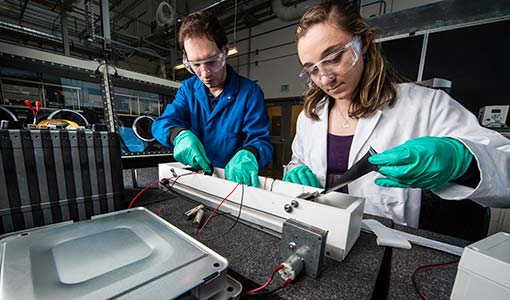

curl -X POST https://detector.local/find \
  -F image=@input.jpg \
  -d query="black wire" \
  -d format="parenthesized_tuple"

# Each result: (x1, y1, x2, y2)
(411, 260, 459, 300)
(159, 173, 246, 240)
(201, 183, 244, 242)
(160, 176, 235, 219)
(270, 179, 276, 191)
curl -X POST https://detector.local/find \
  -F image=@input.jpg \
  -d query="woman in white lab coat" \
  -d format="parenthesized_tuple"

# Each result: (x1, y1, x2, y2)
(284, 1, 510, 227)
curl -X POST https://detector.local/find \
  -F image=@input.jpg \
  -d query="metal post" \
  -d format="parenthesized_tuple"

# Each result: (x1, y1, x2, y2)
(351, 0, 361, 13)
(100, 0, 112, 53)
(247, 27, 252, 79)
(60, 0, 70, 56)
(100, 62, 117, 133)
(417, 33, 429, 82)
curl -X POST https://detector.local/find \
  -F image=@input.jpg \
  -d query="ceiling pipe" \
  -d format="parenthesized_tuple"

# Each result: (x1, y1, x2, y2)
(0, 20, 61, 42)
(271, 0, 320, 21)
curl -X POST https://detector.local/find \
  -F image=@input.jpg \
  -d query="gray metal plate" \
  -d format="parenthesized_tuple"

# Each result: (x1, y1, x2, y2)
(280, 218, 328, 279)
(0, 208, 228, 300)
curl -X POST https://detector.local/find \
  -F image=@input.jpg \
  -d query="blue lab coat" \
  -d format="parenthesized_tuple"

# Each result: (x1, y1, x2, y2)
(152, 65, 273, 168)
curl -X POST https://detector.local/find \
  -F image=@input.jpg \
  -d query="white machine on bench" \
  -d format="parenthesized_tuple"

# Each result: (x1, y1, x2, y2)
(158, 162, 365, 262)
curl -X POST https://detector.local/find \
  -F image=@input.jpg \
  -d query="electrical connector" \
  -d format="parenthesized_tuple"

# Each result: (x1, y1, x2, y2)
(160, 178, 170, 185)
(184, 204, 204, 219)
(278, 254, 304, 281)
(192, 209, 205, 227)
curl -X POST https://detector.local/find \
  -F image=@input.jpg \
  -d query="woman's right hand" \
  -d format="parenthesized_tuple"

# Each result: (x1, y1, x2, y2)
(283, 165, 321, 188)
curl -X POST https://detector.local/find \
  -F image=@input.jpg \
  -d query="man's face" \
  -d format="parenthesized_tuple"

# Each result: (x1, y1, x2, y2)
(183, 35, 227, 90)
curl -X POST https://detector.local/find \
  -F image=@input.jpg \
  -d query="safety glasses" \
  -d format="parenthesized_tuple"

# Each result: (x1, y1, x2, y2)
(183, 49, 226, 75)
(299, 36, 362, 87)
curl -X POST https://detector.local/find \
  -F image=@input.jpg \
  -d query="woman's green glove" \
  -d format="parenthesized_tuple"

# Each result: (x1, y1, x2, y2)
(225, 149, 259, 186)
(368, 136, 473, 190)
(173, 130, 212, 174)
(283, 165, 320, 188)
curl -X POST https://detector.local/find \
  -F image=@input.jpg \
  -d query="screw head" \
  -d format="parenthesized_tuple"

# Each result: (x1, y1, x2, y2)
(289, 242, 296, 251)
(284, 204, 293, 212)
(291, 200, 299, 208)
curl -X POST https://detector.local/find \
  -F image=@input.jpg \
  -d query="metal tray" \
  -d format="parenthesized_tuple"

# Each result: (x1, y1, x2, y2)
(0, 208, 230, 299)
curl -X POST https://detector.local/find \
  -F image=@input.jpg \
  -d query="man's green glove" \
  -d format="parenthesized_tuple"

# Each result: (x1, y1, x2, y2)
(368, 136, 473, 190)
(225, 149, 259, 186)
(173, 130, 212, 174)
(283, 165, 321, 188)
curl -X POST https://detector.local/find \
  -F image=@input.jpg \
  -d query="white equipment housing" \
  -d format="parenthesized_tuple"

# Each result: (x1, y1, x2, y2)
(159, 163, 365, 261)
(451, 232, 510, 300)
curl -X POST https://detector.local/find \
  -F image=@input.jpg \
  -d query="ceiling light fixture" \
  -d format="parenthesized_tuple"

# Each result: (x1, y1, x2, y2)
(228, 48, 238, 56)
(229, 0, 239, 57)
(174, 64, 186, 70)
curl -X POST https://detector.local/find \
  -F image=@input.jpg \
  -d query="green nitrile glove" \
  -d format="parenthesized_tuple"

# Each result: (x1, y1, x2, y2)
(283, 165, 321, 188)
(368, 136, 473, 190)
(173, 130, 212, 174)
(225, 149, 259, 186)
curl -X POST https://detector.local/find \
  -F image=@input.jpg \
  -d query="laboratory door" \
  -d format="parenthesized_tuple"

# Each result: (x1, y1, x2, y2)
(262, 99, 303, 179)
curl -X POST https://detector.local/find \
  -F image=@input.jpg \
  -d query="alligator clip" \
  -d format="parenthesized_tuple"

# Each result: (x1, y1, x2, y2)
(184, 204, 204, 219)
(24, 100, 41, 124)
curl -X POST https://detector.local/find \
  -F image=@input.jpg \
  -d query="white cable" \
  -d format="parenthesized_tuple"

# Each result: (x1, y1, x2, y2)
(362, 219, 412, 249)
(361, 219, 464, 256)
(156, 1, 176, 27)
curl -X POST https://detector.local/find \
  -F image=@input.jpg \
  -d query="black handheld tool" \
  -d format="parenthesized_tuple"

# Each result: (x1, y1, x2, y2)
(322, 147, 379, 194)
(182, 162, 214, 175)
(296, 147, 379, 200)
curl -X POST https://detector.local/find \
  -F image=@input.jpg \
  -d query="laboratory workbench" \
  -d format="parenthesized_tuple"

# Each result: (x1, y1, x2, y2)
(125, 188, 467, 300)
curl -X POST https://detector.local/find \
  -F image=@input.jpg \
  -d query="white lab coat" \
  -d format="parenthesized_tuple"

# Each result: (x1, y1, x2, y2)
(287, 83, 510, 227)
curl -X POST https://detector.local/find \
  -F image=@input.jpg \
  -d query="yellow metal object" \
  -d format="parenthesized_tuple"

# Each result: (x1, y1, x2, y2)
(38, 119, 80, 128)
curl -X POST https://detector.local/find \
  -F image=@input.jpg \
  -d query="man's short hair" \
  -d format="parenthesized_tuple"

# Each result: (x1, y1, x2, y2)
(178, 11, 228, 54)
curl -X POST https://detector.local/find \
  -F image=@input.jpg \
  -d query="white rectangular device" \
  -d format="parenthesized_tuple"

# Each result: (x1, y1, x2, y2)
(478, 105, 509, 126)
(159, 162, 365, 261)
(451, 232, 510, 300)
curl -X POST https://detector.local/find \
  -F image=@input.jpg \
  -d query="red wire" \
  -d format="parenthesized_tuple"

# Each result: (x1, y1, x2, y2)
(128, 179, 168, 209)
(196, 183, 240, 238)
(241, 264, 284, 296)
(281, 278, 293, 288)
(263, 177, 268, 190)
(412, 260, 458, 300)
(157, 207, 162, 217)
(128, 170, 198, 209)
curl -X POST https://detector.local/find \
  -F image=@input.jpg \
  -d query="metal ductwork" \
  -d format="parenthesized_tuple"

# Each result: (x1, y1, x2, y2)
(271, 0, 320, 21)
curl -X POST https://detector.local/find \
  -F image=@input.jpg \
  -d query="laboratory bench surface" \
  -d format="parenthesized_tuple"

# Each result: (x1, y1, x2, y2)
(124, 188, 468, 300)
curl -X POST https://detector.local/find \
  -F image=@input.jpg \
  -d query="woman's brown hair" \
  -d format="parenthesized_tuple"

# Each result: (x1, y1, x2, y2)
(295, 1, 404, 120)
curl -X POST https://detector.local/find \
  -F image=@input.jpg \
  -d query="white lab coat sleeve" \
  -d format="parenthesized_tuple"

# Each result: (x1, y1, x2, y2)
(285, 111, 306, 176)
(425, 89, 510, 206)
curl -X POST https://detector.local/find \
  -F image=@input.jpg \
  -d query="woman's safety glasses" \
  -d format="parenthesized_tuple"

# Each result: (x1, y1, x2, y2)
(299, 36, 362, 87)
(183, 49, 226, 75)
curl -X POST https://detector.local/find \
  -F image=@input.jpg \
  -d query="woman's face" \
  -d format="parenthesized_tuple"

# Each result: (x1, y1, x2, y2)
(297, 22, 364, 102)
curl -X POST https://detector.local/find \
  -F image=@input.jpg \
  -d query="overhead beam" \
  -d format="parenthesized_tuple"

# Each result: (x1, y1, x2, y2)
(100, 0, 111, 53)
(368, 0, 510, 40)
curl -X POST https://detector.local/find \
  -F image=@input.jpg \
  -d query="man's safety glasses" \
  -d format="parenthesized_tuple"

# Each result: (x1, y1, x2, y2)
(299, 36, 362, 87)
(183, 49, 226, 75)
